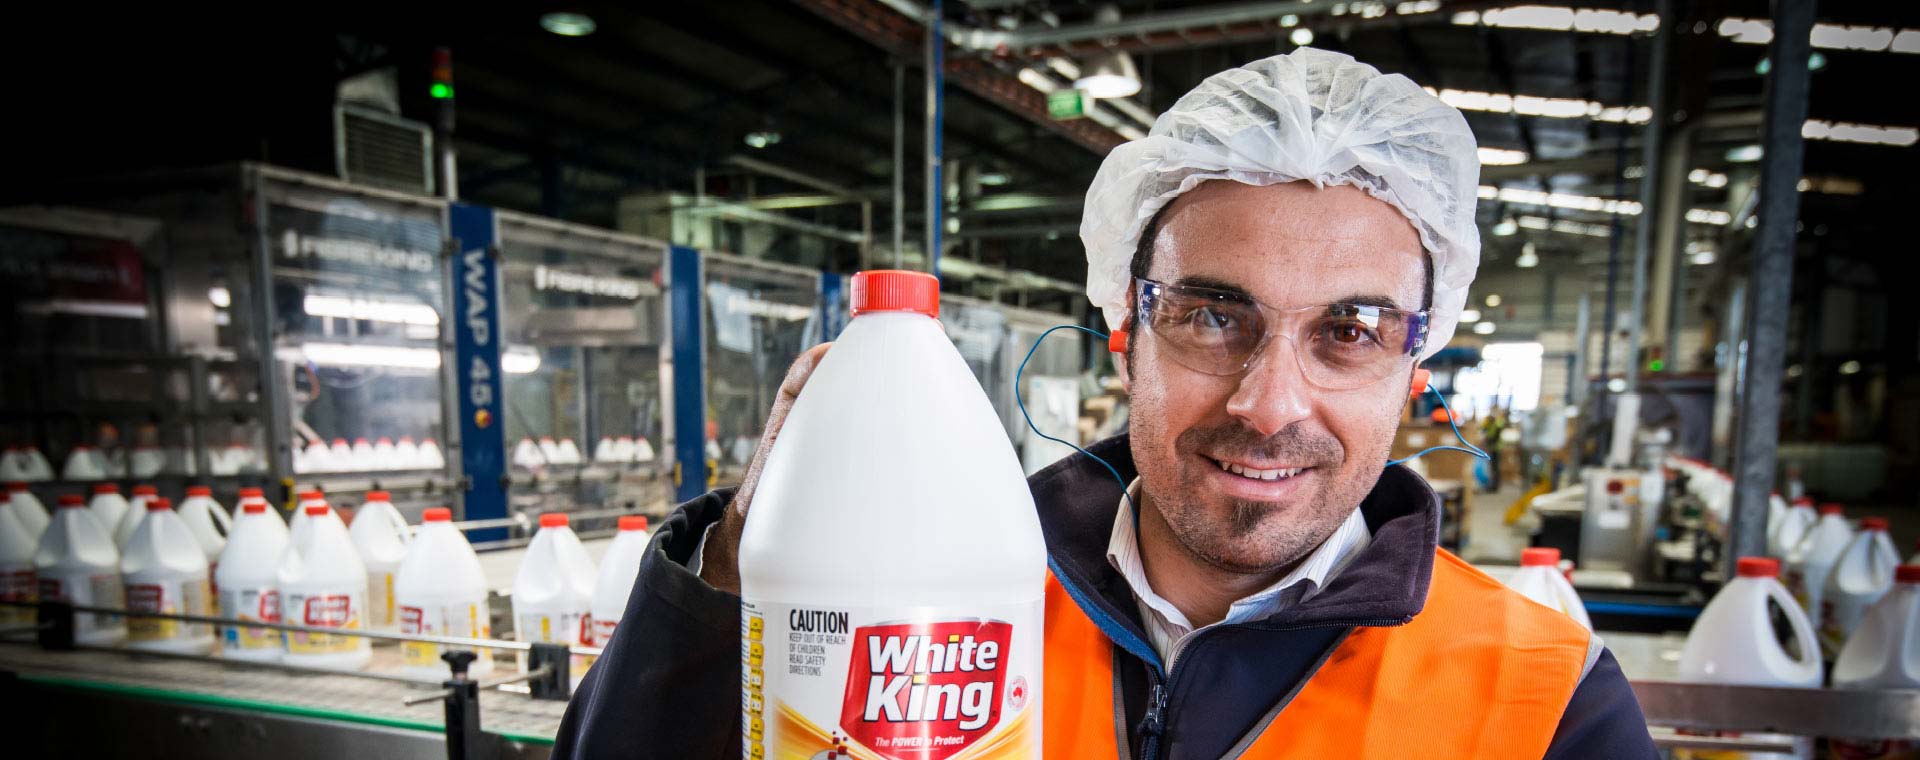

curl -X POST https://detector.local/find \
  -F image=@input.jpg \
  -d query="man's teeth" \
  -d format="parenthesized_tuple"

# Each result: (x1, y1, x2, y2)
(1216, 460, 1303, 481)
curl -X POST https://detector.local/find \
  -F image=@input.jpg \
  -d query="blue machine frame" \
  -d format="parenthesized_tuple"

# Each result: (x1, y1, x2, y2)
(449, 202, 509, 541)
(669, 245, 709, 503)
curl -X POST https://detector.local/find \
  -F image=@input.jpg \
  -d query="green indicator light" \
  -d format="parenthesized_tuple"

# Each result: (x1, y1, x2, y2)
(1648, 359, 1665, 372)
(430, 82, 453, 99)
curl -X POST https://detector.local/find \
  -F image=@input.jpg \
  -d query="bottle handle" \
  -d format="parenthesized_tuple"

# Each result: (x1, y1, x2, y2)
(209, 504, 233, 533)
(387, 507, 412, 542)
(1764, 581, 1825, 683)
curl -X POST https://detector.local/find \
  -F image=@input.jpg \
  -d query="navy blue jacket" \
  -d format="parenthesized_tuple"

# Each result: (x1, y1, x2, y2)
(554, 434, 1658, 758)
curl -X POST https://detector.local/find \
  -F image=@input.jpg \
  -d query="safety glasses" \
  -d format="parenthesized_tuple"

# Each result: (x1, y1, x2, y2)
(1133, 277, 1429, 390)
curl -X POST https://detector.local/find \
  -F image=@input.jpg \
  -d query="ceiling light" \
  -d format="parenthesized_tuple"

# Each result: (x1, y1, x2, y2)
(1074, 51, 1142, 98)
(303, 294, 440, 325)
(1492, 217, 1519, 236)
(1725, 145, 1764, 163)
(540, 12, 597, 37)
(503, 345, 542, 375)
(1453, 7, 1660, 36)
(1607, 377, 1628, 393)
(1480, 185, 1642, 216)
(1719, 17, 1918, 54)
(1290, 28, 1315, 46)
(1802, 120, 1919, 147)
(744, 131, 782, 149)
(208, 286, 231, 308)
(1460, 309, 1482, 323)
(291, 343, 441, 370)
(978, 171, 1011, 186)
(1839, 360, 1862, 375)
(1478, 147, 1529, 166)
(1485, 294, 1502, 307)
(1473, 322, 1497, 335)
(1280, 14, 1300, 27)
(1690, 248, 1716, 265)
(1685, 209, 1732, 226)
(1431, 87, 1651, 124)
(1786, 364, 1803, 378)
(1516, 242, 1539, 268)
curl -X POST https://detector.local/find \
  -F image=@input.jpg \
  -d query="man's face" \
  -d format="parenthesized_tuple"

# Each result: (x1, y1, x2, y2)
(1126, 180, 1426, 575)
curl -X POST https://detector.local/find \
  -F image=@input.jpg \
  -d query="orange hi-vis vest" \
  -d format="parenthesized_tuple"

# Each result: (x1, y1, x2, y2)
(1043, 548, 1596, 759)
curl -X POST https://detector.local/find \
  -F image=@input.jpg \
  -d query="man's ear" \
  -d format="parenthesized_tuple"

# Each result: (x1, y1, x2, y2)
(1111, 325, 1132, 393)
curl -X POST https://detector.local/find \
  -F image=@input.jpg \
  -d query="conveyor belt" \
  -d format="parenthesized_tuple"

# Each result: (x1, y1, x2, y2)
(0, 641, 571, 744)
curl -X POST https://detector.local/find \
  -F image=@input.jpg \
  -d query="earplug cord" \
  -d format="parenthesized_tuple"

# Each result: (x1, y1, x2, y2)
(1015, 326, 1486, 508)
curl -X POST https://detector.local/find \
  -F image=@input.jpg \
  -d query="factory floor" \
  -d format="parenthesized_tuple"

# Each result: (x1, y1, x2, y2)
(1459, 482, 1533, 566)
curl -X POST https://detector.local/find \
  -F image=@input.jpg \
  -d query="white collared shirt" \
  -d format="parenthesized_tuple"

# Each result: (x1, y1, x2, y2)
(1106, 478, 1372, 668)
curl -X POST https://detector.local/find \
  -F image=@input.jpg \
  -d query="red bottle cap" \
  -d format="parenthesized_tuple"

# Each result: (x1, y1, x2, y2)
(147, 497, 173, 512)
(354, 438, 370, 445)
(377, 437, 392, 445)
(1897, 565, 1920, 584)
(239, 487, 264, 498)
(423, 507, 452, 522)
(305, 505, 330, 516)
(242, 503, 267, 514)
(1737, 557, 1780, 578)
(333, 438, 348, 446)
(133, 485, 159, 496)
(57, 494, 85, 507)
(91, 484, 118, 495)
(1521, 547, 1561, 567)
(1819, 503, 1843, 516)
(851, 270, 940, 319)
(366, 491, 390, 502)
(1792, 496, 1814, 507)
(5, 482, 25, 493)
(186, 485, 212, 497)
(539, 512, 569, 528)
(619, 515, 649, 532)
(299, 490, 324, 502)
(1861, 517, 1889, 532)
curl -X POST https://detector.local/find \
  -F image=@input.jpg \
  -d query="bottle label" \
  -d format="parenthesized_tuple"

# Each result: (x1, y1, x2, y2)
(401, 601, 492, 669)
(368, 571, 395, 628)
(516, 611, 593, 674)
(127, 579, 211, 641)
(285, 591, 363, 654)
(592, 616, 619, 647)
(0, 567, 34, 625)
(39, 572, 125, 636)
(740, 599, 1042, 760)
(219, 586, 282, 651)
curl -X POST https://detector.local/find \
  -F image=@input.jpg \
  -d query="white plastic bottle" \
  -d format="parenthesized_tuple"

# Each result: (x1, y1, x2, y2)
(278, 502, 370, 670)
(62, 445, 107, 481)
(329, 438, 354, 468)
(289, 490, 341, 547)
(512, 512, 596, 680)
(1770, 497, 1817, 560)
(0, 507, 36, 625)
(348, 490, 409, 631)
(114, 486, 159, 549)
(1830, 565, 1920, 758)
(6, 482, 48, 539)
(612, 436, 637, 464)
(350, 438, 376, 470)
(1504, 547, 1592, 630)
(556, 438, 583, 466)
(631, 437, 655, 464)
(590, 516, 650, 646)
(513, 437, 546, 470)
(372, 437, 398, 470)
(87, 484, 130, 541)
(1821, 517, 1901, 653)
(1786, 504, 1855, 624)
(739, 271, 1046, 760)
(35, 494, 126, 645)
(536, 437, 562, 465)
(303, 439, 336, 473)
(1678, 557, 1821, 759)
(121, 498, 215, 654)
(418, 438, 445, 470)
(396, 507, 493, 680)
(176, 486, 231, 569)
(217, 499, 289, 662)
(24, 447, 56, 481)
(592, 437, 618, 464)
(395, 436, 423, 470)
(0, 448, 27, 481)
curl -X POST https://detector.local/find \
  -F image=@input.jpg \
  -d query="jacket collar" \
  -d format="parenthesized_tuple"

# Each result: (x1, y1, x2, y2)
(1029, 433, 1441, 664)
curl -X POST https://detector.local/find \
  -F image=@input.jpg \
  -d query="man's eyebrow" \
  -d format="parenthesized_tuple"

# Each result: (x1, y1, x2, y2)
(1334, 294, 1406, 310)
(1170, 275, 1254, 298)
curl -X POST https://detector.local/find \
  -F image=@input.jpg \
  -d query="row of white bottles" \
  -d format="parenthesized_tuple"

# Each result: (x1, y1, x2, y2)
(511, 437, 604, 469)
(589, 437, 659, 466)
(1829, 565, 1920, 757)
(295, 436, 445, 474)
(1779, 505, 1903, 658)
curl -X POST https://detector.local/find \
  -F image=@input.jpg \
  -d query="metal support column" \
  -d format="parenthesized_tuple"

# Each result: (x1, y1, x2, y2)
(1626, 0, 1673, 393)
(1729, 0, 1817, 573)
(449, 202, 507, 542)
(432, 47, 459, 201)
(668, 245, 709, 503)
(924, 0, 944, 277)
(1572, 292, 1593, 406)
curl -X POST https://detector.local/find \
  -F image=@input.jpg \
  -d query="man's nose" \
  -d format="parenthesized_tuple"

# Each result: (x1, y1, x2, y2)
(1224, 338, 1314, 437)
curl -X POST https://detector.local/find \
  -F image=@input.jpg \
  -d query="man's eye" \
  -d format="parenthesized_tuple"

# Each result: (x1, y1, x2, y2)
(1324, 320, 1377, 345)
(1194, 307, 1235, 328)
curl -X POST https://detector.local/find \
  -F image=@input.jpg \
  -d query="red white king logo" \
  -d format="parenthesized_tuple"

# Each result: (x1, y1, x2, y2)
(840, 620, 1013, 760)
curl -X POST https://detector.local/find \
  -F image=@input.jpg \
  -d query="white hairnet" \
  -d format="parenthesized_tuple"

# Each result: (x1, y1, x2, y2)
(1080, 47, 1481, 360)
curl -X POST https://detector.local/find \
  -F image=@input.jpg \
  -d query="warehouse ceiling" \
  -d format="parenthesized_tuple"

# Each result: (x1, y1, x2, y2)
(7, 1, 1919, 316)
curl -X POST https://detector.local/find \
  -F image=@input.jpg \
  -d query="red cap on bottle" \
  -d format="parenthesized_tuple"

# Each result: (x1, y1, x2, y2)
(333, 438, 348, 446)
(299, 490, 324, 502)
(1862, 517, 1889, 532)
(619, 515, 649, 532)
(1792, 496, 1814, 507)
(1521, 547, 1561, 567)
(147, 497, 173, 512)
(1897, 565, 1920, 584)
(92, 483, 118, 495)
(850, 270, 940, 319)
(133, 485, 158, 496)
(57, 494, 85, 507)
(377, 437, 392, 445)
(366, 490, 390, 502)
(539, 512, 569, 528)
(186, 485, 212, 497)
(423, 507, 452, 522)
(354, 437, 370, 445)
(1737, 557, 1780, 578)
(242, 503, 267, 514)
(305, 504, 330, 516)
(239, 487, 264, 498)
(1819, 503, 1843, 516)
(6, 482, 25, 493)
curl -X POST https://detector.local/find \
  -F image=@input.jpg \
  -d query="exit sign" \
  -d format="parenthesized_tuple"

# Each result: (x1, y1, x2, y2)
(1047, 89, 1089, 120)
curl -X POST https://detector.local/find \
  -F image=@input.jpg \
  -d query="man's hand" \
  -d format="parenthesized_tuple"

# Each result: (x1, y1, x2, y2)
(697, 342, 832, 595)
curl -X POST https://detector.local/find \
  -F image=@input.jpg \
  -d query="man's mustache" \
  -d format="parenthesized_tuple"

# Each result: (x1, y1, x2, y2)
(1177, 421, 1342, 466)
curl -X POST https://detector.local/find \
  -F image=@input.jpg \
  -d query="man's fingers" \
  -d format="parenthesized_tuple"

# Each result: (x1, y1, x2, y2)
(732, 342, 832, 520)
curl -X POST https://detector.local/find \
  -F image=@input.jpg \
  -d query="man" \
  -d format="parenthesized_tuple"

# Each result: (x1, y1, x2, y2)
(556, 49, 1655, 759)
